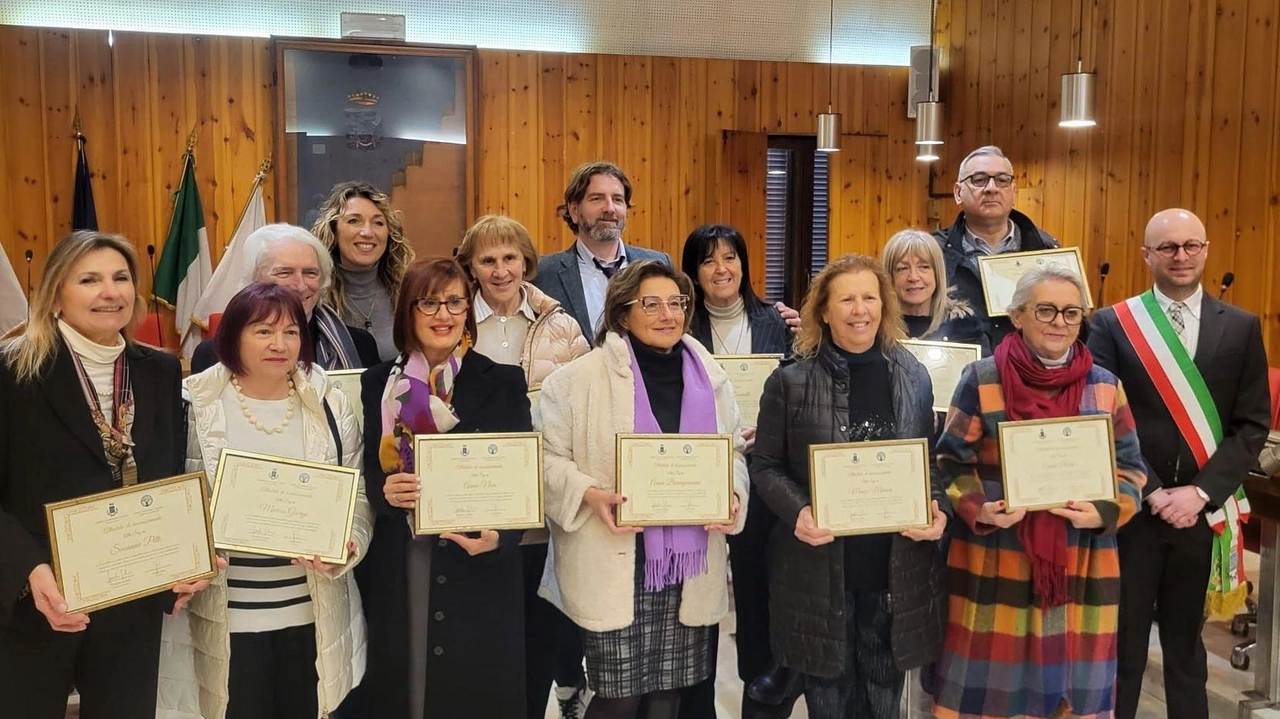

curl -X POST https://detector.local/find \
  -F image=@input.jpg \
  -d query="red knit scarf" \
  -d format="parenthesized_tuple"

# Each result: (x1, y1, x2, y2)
(994, 332, 1093, 608)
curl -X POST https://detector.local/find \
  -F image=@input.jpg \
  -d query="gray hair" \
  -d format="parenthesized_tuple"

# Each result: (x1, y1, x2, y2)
(1007, 264, 1089, 314)
(243, 223, 333, 290)
(957, 145, 1010, 181)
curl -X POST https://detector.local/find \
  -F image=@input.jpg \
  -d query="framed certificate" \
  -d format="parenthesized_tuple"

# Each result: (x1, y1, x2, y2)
(210, 449, 360, 564)
(901, 340, 983, 412)
(45, 473, 217, 614)
(326, 369, 365, 431)
(998, 415, 1117, 511)
(413, 432, 545, 534)
(977, 247, 1092, 316)
(714, 354, 783, 426)
(615, 433, 734, 526)
(809, 439, 933, 536)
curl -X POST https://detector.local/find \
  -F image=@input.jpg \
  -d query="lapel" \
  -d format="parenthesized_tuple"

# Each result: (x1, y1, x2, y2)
(1193, 294, 1226, 371)
(128, 347, 157, 471)
(39, 344, 110, 465)
(552, 249, 591, 338)
(451, 352, 499, 430)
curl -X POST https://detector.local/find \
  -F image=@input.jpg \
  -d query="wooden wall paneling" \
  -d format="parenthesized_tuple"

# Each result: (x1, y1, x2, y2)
(619, 57, 652, 250)
(649, 56, 680, 251)
(2, 28, 53, 270)
(719, 130, 768, 293)
(677, 58, 708, 233)
(506, 52, 541, 237)
(784, 63, 814, 136)
(1203, 0, 1248, 292)
(563, 53, 599, 192)
(996, 0, 1022, 159)
(251, 40, 276, 220)
(213, 38, 257, 261)
(38, 30, 75, 247)
(702, 59, 737, 224)
(189, 37, 221, 250)
(862, 66, 890, 138)
(148, 32, 190, 244)
(733, 60, 761, 134)
(595, 55, 625, 168)
(1181, 0, 1215, 208)
(762, 61, 787, 133)
(974, 0, 999, 142)
(538, 54, 567, 251)
(1039, 0, 1074, 237)
(1023, 0, 1052, 213)
(882, 70, 912, 239)
(478, 51, 510, 216)
(1267, 7, 1280, 351)
(111, 32, 157, 266)
(1151, 0, 1191, 212)
(76, 31, 119, 240)
(841, 66, 866, 136)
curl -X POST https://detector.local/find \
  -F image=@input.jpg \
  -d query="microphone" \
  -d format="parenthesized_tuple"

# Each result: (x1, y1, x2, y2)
(147, 244, 162, 344)
(1096, 262, 1110, 307)
(1218, 271, 1234, 300)
(24, 250, 33, 320)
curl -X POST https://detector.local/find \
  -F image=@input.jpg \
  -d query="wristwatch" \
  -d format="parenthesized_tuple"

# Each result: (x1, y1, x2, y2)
(1194, 486, 1210, 504)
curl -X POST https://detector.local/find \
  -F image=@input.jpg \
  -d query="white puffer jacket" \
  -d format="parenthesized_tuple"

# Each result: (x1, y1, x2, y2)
(156, 364, 372, 719)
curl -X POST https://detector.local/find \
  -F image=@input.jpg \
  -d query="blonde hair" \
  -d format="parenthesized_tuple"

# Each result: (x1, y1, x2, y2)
(597, 260, 695, 346)
(793, 254, 906, 359)
(454, 215, 541, 286)
(311, 181, 414, 314)
(880, 229, 949, 336)
(3, 231, 146, 383)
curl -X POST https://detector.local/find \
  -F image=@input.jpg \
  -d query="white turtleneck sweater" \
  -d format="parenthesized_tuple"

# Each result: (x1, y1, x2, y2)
(58, 319, 126, 419)
(705, 296, 752, 355)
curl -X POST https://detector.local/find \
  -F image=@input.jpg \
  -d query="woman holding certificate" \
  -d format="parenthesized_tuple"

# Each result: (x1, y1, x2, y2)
(538, 260, 749, 719)
(881, 229, 988, 352)
(930, 266, 1146, 719)
(751, 254, 949, 719)
(159, 282, 371, 719)
(0, 231, 192, 719)
(359, 258, 532, 719)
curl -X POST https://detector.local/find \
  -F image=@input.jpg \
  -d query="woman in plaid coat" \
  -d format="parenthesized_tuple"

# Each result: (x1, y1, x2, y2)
(930, 266, 1146, 719)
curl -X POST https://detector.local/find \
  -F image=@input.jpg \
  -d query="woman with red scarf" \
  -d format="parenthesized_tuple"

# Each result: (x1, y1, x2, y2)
(930, 265, 1147, 719)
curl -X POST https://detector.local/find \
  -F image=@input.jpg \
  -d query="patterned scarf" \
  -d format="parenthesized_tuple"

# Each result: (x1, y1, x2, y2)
(626, 336, 718, 592)
(58, 320, 136, 485)
(994, 332, 1093, 608)
(379, 344, 469, 476)
(313, 304, 362, 370)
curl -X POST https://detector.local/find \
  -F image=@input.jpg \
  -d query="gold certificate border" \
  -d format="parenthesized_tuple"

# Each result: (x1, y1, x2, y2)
(412, 432, 546, 534)
(45, 472, 218, 615)
(808, 438, 933, 536)
(615, 433, 735, 527)
(997, 415, 1117, 512)
(977, 247, 1093, 317)
(712, 353, 785, 362)
(210, 448, 360, 565)
(900, 339, 984, 412)
(324, 369, 365, 381)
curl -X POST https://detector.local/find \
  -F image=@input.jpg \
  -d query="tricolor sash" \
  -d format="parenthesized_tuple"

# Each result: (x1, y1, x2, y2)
(1114, 290, 1250, 616)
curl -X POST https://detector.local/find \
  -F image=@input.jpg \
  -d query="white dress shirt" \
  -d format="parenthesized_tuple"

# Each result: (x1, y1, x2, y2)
(575, 239, 630, 335)
(1152, 284, 1203, 356)
(474, 287, 535, 366)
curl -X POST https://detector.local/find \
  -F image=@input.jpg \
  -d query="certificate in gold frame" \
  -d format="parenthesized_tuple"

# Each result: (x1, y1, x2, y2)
(615, 433, 735, 527)
(997, 415, 1117, 512)
(325, 369, 365, 431)
(808, 438, 933, 536)
(45, 472, 218, 614)
(413, 432, 545, 534)
(977, 247, 1093, 317)
(210, 449, 360, 565)
(900, 339, 983, 412)
(714, 354, 783, 427)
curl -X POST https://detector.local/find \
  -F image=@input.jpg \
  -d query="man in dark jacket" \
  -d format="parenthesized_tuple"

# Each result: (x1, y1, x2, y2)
(933, 146, 1058, 348)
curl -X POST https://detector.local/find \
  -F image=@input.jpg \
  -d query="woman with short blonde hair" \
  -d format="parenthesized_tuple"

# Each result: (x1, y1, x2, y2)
(880, 229, 988, 353)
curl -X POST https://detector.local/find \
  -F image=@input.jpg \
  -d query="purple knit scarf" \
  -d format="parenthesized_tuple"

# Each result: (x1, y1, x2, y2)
(626, 336, 718, 592)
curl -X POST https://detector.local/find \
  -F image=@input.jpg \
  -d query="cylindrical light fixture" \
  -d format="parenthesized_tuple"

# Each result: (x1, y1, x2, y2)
(1060, 61, 1096, 128)
(915, 101, 943, 146)
(915, 143, 940, 163)
(817, 111, 841, 153)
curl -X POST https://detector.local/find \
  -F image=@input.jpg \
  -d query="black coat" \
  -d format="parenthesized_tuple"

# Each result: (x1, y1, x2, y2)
(0, 342, 184, 627)
(358, 350, 532, 719)
(751, 340, 948, 677)
(690, 300, 792, 358)
(190, 317, 380, 374)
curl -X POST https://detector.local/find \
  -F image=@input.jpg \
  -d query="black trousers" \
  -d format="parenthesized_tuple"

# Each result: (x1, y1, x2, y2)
(226, 623, 320, 719)
(1116, 510, 1213, 719)
(0, 599, 163, 719)
(524, 542, 588, 719)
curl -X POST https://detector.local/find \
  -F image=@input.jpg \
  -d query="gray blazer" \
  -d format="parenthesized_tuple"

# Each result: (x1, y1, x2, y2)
(532, 242, 672, 340)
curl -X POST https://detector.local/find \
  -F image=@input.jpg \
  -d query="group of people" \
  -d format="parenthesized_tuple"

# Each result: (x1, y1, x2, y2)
(0, 148, 1270, 719)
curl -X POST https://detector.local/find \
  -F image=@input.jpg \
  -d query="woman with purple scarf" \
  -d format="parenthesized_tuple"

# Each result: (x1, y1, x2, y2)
(538, 260, 750, 719)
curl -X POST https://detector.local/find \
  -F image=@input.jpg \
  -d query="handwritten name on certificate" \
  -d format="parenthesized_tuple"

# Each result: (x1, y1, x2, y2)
(901, 340, 983, 412)
(809, 439, 932, 536)
(998, 415, 1117, 511)
(715, 355, 782, 427)
(210, 449, 360, 565)
(977, 247, 1091, 317)
(414, 432, 545, 535)
(326, 369, 365, 431)
(45, 473, 217, 614)
(616, 434, 734, 527)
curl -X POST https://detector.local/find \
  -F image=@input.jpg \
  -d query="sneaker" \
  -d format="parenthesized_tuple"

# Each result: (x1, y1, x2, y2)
(554, 682, 591, 719)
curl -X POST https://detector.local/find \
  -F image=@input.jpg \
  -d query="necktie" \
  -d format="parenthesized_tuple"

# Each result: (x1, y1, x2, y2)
(593, 258, 620, 279)
(1168, 302, 1187, 346)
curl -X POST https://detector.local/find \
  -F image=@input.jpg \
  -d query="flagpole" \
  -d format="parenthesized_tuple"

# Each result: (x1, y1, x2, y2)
(226, 157, 272, 238)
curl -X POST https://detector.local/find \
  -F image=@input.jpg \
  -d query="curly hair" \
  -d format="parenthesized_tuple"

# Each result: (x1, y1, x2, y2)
(310, 181, 414, 316)
(793, 254, 905, 359)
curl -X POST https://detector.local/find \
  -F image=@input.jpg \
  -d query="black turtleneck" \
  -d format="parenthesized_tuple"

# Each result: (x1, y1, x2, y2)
(903, 313, 933, 339)
(632, 338, 684, 433)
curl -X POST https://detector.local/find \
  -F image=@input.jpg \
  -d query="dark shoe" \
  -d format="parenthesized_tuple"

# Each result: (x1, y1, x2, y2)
(746, 664, 801, 706)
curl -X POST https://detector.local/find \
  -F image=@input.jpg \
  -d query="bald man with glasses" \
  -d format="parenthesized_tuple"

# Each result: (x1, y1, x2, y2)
(933, 145, 1059, 349)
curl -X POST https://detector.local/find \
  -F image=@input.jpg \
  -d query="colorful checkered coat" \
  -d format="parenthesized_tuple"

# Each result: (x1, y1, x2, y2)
(930, 356, 1146, 719)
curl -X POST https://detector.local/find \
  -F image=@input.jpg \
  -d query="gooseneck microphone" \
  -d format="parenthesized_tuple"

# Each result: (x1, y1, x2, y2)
(24, 250, 33, 320)
(147, 245, 163, 343)
(1218, 271, 1234, 300)
(1096, 262, 1110, 307)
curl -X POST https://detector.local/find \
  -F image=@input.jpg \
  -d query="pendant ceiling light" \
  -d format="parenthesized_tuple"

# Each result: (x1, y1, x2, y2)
(915, 0, 943, 161)
(816, 0, 841, 153)
(1060, 0, 1097, 128)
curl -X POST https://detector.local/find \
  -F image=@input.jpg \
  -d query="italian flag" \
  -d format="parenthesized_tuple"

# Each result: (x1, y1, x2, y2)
(153, 152, 211, 354)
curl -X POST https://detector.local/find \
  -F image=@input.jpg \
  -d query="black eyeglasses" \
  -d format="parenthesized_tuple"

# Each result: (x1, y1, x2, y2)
(413, 297, 469, 316)
(960, 172, 1015, 189)
(1144, 240, 1208, 258)
(626, 295, 691, 315)
(1031, 304, 1086, 325)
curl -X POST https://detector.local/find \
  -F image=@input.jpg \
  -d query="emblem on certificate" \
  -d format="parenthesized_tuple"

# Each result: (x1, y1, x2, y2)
(901, 340, 983, 412)
(977, 247, 1092, 317)
(413, 432, 545, 534)
(45, 472, 217, 614)
(615, 433, 734, 526)
(714, 354, 783, 426)
(997, 415, 1117, 511)
(809, 438, 932, 536)
(325, 369, 365, 431)
(210, 449, 361, 564)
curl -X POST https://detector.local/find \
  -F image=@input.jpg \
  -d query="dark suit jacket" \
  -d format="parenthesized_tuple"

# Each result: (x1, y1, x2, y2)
(357, 350, 532, 718)
(189, 318, 380, 373)
(0, 342, 184, 626)
(1087, 294, 1271, 504)
(532, 242, 673, 340)
(690, 300, 792, 357)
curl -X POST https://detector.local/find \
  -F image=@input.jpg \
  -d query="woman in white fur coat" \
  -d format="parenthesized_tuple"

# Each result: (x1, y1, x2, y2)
(538, 261, 749, 719)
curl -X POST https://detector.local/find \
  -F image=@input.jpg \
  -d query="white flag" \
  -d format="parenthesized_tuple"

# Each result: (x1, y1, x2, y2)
(0, 246, 29, 336)
(182, 184, 266, 356)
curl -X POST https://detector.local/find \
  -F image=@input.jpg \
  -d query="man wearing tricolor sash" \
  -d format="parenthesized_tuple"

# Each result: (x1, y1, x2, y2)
(1087, 209, 1270, 719)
